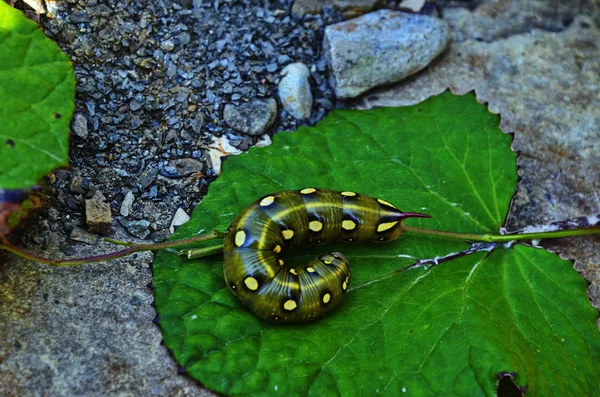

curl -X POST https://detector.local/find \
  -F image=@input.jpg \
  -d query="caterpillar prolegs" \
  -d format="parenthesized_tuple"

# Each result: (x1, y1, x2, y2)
(223, 188, 430, 323)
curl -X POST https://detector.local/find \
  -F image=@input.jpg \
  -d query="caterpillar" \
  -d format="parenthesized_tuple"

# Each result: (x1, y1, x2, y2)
(223, 188, 430, 323)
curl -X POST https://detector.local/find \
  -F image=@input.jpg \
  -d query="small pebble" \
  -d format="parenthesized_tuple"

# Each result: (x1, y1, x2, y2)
(278, 63, 312, 119)
(118, 218, 151, 239)
(169, 208, 190, 233)
(161, 158, 204, 178)
(85, 191, 112, 235)
(191, 112, 205, 134)
(69, 226, 99, 245)
(223, 98, 277, 136)
(59, 241, 76, 256)
(72, 113, 89, 140)
(120, 191, 135, 217)
(160, 39, 175, 52)
(70, 176, 87, 194)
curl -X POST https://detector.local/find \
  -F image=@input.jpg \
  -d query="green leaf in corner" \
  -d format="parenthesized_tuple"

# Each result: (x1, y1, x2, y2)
(153, 92, 600, 396)
(0, 2, 75, 191)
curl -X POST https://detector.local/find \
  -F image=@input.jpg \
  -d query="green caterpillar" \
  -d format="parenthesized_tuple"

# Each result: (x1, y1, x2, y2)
(223, 188, 430, 322)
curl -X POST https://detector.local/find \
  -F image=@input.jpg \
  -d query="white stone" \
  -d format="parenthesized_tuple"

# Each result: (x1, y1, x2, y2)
(170, 208, 190, 234)
(120, 191, 135, 217)
(278, 62, 313, 119)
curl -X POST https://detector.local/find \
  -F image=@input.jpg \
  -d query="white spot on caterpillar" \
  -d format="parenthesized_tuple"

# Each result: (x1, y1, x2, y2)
(377, 221, 399, 232)
(235, 230, 246, 247)
(306, 267, 316, 273)
(260, 196, 275, 206)
(283, 300, 297, 311)
(341, 191, 356, 197)
(244, 277, 259, 291)
(342, 220, 356, 230)
(309, 220, 323, 232)
(282, 230, 294, 240)
(377, 198, 397, 209)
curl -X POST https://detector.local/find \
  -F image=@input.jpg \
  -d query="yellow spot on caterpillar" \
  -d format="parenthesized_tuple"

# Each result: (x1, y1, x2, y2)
(309, 220, 323, 232)
(290, 268, 297, 275)
(235, 231, 246, 247)
(273, 244, 282, 253)
(282, 230, 294, 240)
(342, 220, 356, 230)
(341, 191, 356, 197)
(324, 259, 332, 265)
(283, 300, 297, 311)
(300, 188, 316, 194)
(342, 277, 349, 290)
(377, 221, 399, 232)
(377, 198, 397, 209)
(323, 293, 331, 304)
(306, 267, 316, 273)
(279, 259, 284, 266)
(244, 277, 259, 291)
(260, 196, 275, 206)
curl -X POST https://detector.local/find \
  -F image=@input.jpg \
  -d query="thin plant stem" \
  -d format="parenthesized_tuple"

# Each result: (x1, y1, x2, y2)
(0, 230, 223, 267)
(403, 225, 600, 242)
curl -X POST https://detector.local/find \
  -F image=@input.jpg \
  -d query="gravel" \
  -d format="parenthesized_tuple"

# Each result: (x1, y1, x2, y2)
(29, 0, 343, 244)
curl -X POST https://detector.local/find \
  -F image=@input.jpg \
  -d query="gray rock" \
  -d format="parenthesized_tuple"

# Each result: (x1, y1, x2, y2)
(69, 226, 99, 245)
(85, 191, 112, 235)
(72, 113, 88, 140)
(278, 63, 313, 119)
(169, 208, 190, 234)
(223, 98, 277, 136)
(120, 191, 135, 217)
(324, 10, 450, 99)
(118, 218, 151, 239)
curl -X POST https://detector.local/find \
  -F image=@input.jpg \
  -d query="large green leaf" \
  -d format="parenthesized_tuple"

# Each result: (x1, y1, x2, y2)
(153, 92, 600, 396)
(0, 2, 75, 190)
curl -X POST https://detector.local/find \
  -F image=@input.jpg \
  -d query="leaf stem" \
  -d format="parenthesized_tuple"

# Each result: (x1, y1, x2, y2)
(403, 225, 600, 243)
(179, 244, 225, 259)
(0, 231, 223, 267)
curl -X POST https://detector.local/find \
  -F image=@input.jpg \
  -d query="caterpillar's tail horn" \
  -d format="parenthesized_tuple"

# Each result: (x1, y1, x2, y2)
(400, 211, 431, 219)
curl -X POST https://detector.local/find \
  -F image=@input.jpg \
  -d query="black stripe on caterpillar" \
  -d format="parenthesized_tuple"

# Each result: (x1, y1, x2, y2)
(223, 188, 430, 322)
